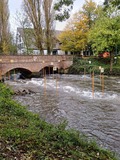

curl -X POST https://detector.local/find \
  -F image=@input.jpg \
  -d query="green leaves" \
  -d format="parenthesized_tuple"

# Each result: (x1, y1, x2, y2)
(89, 10, 120, 53)
(54, 0, 74, 21)
(104, 0, 120, 9)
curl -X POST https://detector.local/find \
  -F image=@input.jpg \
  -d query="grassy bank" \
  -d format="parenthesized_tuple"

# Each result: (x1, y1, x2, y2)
(0, 83, 119, 160)
(68, 56, 120, 75)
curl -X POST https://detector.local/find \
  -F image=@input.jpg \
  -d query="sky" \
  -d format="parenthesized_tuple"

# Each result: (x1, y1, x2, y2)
(9, 0, 104, 33)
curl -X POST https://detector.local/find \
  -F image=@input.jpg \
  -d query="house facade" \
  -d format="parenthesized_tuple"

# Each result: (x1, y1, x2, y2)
(16, 28, 69, 55)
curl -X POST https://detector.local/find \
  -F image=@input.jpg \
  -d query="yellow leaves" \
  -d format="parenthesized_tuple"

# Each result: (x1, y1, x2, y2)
(2, 41, 9, 54)
(83, 0, 97, 14)
(58, 11, 89, 52)
(58, 30, 74, 51)
(58, 0, 99, 52)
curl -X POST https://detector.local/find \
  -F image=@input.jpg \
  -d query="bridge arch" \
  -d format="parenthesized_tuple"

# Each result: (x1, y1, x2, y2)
(5, 67, 32, 74)
(39, 65, 60, 76)
(2, 67, 32, 79)
(1, 65, 33, 76)
(39, 63, 60, 71)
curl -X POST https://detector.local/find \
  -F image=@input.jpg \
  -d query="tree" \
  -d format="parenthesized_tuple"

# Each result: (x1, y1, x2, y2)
(22, 0, 75, 55)
(9, 32, 17, 55)
(82, 0, 97, 29)
(104, 0, 120, 8)
(58, 29, 76, 53)
(0, 0, 10, 54)
(81, 0, 99, 55)
(88, 7, 120, 72)
(23, 0, 44, 54)
(23, 0, 55, 55)
(58, 13, 89, 53)
(43, 0, 55, 55)
(15, 12, 34, 54)
(54, 0, 74, 21)
(58, 0, 98, 54)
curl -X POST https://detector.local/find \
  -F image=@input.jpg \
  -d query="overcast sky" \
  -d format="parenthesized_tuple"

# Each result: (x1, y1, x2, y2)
(9, 0, 104, 32)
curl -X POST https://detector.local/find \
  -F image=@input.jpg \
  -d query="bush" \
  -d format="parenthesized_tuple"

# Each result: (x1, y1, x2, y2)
(68, 56, 120, 75)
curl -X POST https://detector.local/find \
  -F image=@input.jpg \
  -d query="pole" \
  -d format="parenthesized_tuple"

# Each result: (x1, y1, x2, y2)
(92, 70, 94, 98)
(58, 68, 59, 77)
(102, 74, 104, 96)
(42, 68, 44, 78)
(100, 68, 104, 95)
(89, 61, 92, 77)
(0, 69, 1, 81)
(14, 69, 16, 81)
(53, 67, 54, 79)
(99, 66, 102, 85)
(44, 68, 47, 97)
(8, 71, 10, 80)
(84, 67, 86, 80)
(49, 66, 50, 77)
(56, 77, 58, 95)
(100, 70, 102, 85)
(89, 67, 91, 78)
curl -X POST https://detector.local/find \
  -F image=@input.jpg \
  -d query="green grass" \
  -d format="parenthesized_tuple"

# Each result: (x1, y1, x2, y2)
(68, 56, 120, 75)
(0, 83, 119, 160)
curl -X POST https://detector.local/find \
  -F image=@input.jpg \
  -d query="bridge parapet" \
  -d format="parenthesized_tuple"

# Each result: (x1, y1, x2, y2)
(0, 55, 73, 63)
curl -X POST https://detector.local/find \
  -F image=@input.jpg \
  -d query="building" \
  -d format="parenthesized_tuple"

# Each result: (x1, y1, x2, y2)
(16, 28, 66, 55)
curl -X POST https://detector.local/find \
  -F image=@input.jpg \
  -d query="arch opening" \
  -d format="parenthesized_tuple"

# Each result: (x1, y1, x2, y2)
(39, 66, 60, 77)
(5, 68, 32, 80)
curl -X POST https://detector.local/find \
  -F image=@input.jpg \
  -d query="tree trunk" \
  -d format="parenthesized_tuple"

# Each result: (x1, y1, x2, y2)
(47, 45, 51, 55)
(38, 42, 44, 55)
(46, 31, 51, 55)
(35, 33, 44, 55)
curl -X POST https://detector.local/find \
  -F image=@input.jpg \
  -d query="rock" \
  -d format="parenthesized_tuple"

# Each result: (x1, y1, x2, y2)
(5, 81, 40, 95)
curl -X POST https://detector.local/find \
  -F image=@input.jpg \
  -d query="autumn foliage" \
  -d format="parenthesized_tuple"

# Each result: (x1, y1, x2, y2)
(58, 0, 97, 53)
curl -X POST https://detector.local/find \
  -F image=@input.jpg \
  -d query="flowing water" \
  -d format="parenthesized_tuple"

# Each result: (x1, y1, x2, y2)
(8, 75, 120, 156)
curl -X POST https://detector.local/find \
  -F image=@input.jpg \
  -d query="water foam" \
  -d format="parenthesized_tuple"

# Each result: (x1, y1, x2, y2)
(61, 84, 118, 100)
(27, 78, 119, 100)
(27, 78, 44, 86)
(64, 86, 76, 92)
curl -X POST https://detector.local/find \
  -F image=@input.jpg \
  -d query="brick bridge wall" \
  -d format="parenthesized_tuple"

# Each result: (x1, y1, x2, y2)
(0, 55, 73, 78)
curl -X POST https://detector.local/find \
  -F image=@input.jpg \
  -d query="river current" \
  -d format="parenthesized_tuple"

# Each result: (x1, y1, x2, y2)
(7, 74, 120, 156)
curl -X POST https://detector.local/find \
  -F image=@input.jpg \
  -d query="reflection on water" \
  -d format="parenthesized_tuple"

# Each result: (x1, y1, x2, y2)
(9, 74, 120, 156)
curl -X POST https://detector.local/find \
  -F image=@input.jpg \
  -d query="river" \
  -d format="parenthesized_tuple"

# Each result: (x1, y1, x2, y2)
(7, 74, 120, 156)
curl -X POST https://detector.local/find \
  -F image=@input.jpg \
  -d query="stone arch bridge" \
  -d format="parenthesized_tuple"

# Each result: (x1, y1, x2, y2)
(0, 55, 73, 79)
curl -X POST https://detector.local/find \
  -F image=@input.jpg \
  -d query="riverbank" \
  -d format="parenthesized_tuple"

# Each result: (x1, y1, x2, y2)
(0, 83, 119, 160)
(68, 56, 120, 76)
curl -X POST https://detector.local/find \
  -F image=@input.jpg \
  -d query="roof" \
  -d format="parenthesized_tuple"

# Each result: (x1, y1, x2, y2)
(17, 28, 62, 39)
(16, 28, 62, 50)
